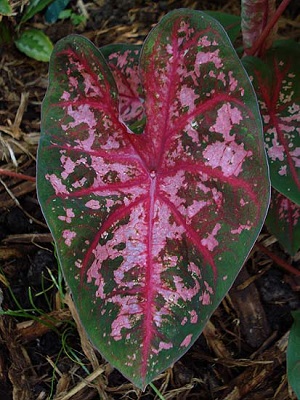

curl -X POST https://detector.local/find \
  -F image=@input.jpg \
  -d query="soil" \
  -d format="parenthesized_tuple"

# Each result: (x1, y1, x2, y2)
(0, 1, 300, 399)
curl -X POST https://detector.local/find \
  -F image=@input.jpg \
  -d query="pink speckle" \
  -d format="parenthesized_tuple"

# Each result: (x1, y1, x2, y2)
(290, 148, 300, 167)
(195, 49, 223, 70)
(199, 36, 211, 47)
(279, 165, 287, 176)
(85, 200, 101, 210)
(158, 341, 173, 351)
(62, 230, 76, 247)
(61, 91, 70, 101)
(180, 334, 193, 348)
(240, 198, 248, 206)
(58, 208, 75, 223)
(111, 314, 132, 341)
(228, 71, 238, 91)
(190, 310, 198, 324)
(108, 294, 143, 341)
(45, 174, 69, 195)
(69, 76, 78, 88)
(209, 103, 243, 141)
(179, 85, 199, 112)
(200, 291, 211, 305)
(188, 262, 201, 278)
(66, 104, 97, 129)
(60, 155, 76, 180)
(231, 222, 252, 234)
(173, 274, 200, 301)
(201, 223, 221, 251)
(267, 138, 285, 161)
(217, 71, 226, 86)
(181, 317, 188, 326)
(203, 141, 252, 177)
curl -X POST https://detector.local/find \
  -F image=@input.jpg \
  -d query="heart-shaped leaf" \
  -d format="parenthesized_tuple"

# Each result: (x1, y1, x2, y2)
(266, 189, 300, 256)
(243, 40, 300, 206)
(37, 10, 269, 388)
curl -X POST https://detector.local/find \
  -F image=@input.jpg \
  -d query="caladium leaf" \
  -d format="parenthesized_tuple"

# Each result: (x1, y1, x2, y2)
(243, 40, 300, 206)
(266, 189, 300, 256)
(241, 0, 277, 55)
(37, 10, 269, 389)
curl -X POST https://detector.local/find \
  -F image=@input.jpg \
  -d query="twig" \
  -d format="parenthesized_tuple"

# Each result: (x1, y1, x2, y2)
(0, 168, 36, 182)
(256, 242, 300, 277)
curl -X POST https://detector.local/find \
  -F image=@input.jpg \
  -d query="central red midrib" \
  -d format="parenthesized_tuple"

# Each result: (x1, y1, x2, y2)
(141, 173, 157, 378)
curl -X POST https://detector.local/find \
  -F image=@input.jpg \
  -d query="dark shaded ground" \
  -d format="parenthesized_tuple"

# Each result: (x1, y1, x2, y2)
(0, 1, 300, 399)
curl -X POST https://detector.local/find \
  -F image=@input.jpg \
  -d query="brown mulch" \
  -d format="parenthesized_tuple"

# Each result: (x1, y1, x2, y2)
(1, 1, 300, 399)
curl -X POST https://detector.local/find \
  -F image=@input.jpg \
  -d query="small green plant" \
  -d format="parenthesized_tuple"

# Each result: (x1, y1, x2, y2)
(36, 0, 300, 395)
(0, 0, 54, 61)
(58, 8, 86, 26)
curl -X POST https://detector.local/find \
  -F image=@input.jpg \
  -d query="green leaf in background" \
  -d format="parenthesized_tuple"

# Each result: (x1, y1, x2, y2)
(0, 0, 12, 15)
(266, 189, 300, 256)
(20, 0, 55, 24)
(15, 29, 53, 62)
(287, 310, 300, 399)
(204, 11, 241, 44)
(45, 0, 70, 23)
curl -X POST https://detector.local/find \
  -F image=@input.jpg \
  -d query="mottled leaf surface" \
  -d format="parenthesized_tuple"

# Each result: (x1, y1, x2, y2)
(37, 10, 269, 388)
(100, 44, 145, 134)
(266, 189, 300, 256)
(243, 41, 300, 206)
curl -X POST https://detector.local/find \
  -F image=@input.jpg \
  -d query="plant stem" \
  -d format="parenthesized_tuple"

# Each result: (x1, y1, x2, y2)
(149, 382, 166, 400)
(247, 0, 291, 56)
(256, 242, 300, 277)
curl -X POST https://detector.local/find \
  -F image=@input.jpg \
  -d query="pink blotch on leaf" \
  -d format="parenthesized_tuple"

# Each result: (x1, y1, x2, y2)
(85, 200, 101, 210)
(179, 85, 199, 111)
(195, 49, 223, 71)
(201, 223, 221, 251)
(62, 230, 76, 247)
(58, 208, 75, 223)
(203, 141, 252, 177)
(209, 103, 243, 141)
(45, 174, 69, 195)
(190, 310, 198, 324)
(180, 334, 193, 348)
(267, 138, 285, 161)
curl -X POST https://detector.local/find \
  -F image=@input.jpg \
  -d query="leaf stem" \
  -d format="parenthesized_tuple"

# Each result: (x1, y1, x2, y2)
(256, 242, 300, 277)
(149, 382, 166, 400)
(246, 0, 291, 56)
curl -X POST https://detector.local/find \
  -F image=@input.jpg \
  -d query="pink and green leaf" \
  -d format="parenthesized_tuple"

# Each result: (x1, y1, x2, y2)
(37, 10, 269, 389)
(241, 0, 277, 55)
(243, 40, 300, 206)
(266, 189, 300, 256)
